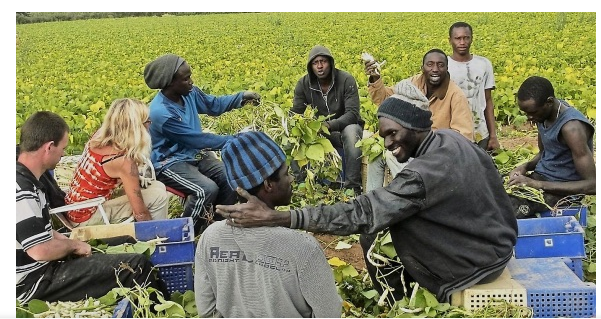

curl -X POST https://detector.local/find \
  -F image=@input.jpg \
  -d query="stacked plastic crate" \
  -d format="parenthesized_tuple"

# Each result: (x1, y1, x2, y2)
(134, 217, 196, 294)
(513, 214, 595, 317)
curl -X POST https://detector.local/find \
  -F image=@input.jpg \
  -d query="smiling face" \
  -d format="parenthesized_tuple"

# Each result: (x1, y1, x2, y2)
(169, 61, 194, 96)
(421, 52, 448, 88)
(378, 117, 421, 164)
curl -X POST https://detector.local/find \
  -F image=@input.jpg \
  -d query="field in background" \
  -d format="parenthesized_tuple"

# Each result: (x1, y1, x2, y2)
(16, 12, 595, 154)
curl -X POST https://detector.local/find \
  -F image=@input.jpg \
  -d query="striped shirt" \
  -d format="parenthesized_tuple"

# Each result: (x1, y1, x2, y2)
(16, 162, 52, 303)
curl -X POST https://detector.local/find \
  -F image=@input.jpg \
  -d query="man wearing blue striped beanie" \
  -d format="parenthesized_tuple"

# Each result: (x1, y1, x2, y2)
(194, 131, 341, 318)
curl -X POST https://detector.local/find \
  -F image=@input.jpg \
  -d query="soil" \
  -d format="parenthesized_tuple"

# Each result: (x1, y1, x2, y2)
(311, 130, 540, 271)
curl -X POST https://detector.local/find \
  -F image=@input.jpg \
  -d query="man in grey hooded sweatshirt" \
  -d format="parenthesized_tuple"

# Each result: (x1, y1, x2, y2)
(291, 45, 365, 194)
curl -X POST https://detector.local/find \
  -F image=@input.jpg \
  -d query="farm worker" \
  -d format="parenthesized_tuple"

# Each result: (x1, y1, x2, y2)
(508, 76, 595, 218)
(291, 45, 365, 194)
(64, 98, 169, 226)
(143, 53, 261, 235)
(215, 95, 517, 304)
(364, 48, 474, 192)
(448, 21, 499, 151)
(195, 131, 341, 317)
(17, 111, 169, 303)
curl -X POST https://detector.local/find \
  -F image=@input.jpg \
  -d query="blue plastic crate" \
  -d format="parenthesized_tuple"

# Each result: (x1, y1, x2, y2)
(508, 258, 595, 317)
(112, 298, 132, 318)
(539, 206, 587, 228)
(157, 262, 194, 294)
(560, 257, 584, 281)
(134, 217, 194, 242)
(150, 241, 195, 266)
(515, 216, 585, 259)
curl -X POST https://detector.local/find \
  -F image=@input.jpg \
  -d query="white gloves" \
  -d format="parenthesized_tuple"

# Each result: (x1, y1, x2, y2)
(139, 157, 156, 189)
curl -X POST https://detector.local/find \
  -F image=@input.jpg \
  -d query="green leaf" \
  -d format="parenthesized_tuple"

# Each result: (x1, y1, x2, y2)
(340, 264, 359, 278)
(361, 289, 379, 300)
(317, 138, 336, 153)
(25, 300, 48, 314)
(379, 243, 398, 259)
(588, 262, 596, 272)
(422, 289, 439, 307)
(154, 301, 186, 317)
(494, 151, 510, 164)
(98, 290, 118, 306)
(306, 144, 325, 161)
(308, 120, 322, 131)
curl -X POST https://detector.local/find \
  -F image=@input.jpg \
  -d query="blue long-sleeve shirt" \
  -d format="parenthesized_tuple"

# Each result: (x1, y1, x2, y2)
(148, 86, 244, 173)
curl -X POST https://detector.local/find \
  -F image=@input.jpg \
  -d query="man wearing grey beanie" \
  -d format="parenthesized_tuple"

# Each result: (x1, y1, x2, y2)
(364, 49, 474, 192)
(144, 53, 261, 234)
(217, 96, 517, 305)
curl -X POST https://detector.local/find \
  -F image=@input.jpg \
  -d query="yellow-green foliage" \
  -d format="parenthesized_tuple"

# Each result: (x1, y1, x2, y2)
(16, 12, 596, 153)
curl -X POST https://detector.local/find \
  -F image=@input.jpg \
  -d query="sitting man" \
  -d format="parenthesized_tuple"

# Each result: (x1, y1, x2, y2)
(292, 45, 364, 194)
(508, 76, 595, 217)
(364, 49, 473, 192)
(143, 53, 261, 234)
(195, 131, 341, 318)
(17, 111, 168, 303)
(216, 97, 517, 304)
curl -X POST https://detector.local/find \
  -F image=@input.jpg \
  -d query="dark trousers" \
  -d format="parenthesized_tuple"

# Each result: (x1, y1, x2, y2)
(291, 124, 363, 190)
(158, 152, 234, 234)
(359, 233, 414, 302)
(19, 236, 170, 302)
(509, 172, 583, 218)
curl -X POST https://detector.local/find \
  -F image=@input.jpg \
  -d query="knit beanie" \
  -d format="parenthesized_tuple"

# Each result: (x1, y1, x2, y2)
(144, 54, 186, 89)
(391, 79, 430, 111)
(221, 132, 287, 191)
(377, 96, 432, 131)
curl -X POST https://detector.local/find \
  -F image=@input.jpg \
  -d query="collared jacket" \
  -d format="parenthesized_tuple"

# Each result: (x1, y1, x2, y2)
(292, 45, 364, 132)
(290, 129, 517, 302)
(368, 74, 474, 141)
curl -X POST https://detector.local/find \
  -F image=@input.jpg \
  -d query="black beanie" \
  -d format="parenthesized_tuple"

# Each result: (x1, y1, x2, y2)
(377, 96, 432, 131)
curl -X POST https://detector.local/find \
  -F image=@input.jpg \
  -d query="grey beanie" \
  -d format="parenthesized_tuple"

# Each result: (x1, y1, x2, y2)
(377, 96, 432, 131)
(391, 79, 430, 111)
(144, 54, 186, 90)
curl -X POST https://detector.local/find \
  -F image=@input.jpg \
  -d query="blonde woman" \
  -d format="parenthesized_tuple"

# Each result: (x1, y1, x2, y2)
(65, 98, 169, 226)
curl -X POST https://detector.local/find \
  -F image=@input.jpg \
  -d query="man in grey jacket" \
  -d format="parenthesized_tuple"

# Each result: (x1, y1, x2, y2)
(292, 45, 364, 194)
(216, 96, 517, 304)
(195, 131, 341, 317)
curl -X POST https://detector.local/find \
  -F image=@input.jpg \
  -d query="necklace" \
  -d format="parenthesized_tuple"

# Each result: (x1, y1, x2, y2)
(543, 103, 561, 129)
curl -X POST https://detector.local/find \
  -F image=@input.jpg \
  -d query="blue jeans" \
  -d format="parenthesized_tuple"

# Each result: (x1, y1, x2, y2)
(157, 152, 236, 234)
(325, 124, 363, 190)
(291, 124, 363, 190)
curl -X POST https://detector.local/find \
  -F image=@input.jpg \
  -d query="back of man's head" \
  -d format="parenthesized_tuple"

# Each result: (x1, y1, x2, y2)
(221, 131, 287, 199)
(19, 111, 69, 153)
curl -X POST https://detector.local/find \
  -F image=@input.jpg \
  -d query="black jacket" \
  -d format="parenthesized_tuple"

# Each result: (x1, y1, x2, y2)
(290, 130, 517, 302)
(291, 45, 364, 131)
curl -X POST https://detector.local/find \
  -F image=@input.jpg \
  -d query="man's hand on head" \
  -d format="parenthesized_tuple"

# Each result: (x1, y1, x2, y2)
(216, 188, 292, 228)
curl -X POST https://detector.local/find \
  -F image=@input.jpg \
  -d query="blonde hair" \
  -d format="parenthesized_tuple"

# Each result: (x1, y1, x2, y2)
(89, 98, 151, 165)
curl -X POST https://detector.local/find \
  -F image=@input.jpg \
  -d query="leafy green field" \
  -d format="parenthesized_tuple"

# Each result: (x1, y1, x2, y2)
(16, 12, 596, 318)
(16, 12, 595, 153)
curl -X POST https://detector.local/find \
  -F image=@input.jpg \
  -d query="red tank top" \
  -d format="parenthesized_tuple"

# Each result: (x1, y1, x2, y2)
(65, 143, 123, 223)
